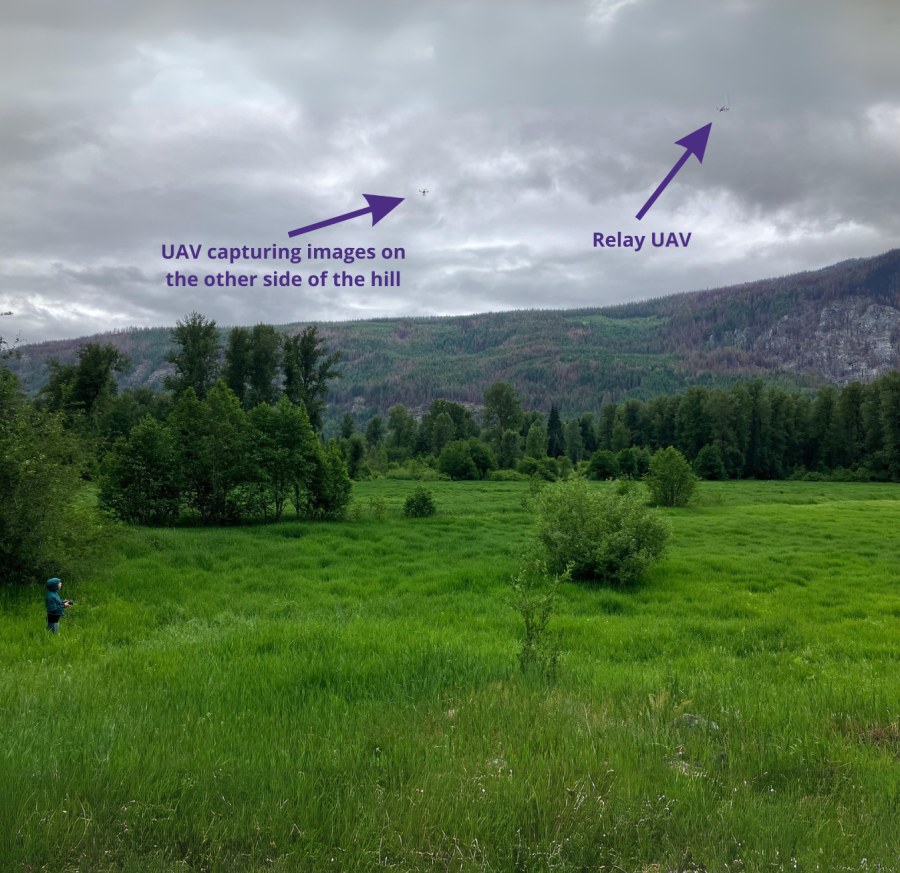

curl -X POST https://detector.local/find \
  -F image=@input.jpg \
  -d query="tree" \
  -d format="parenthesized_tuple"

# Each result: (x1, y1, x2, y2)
(579, 414, 598, 454)
(1, 370, 103, 584)
(499, 429, 522, 469)
(246, 323, 283, 408)
(386, 404, 418, 459)
(483, 382, 524, 432)
(547, 405, 565, 458)
(282, 325, 343, 432)
(564, 418, 583, 463)
(615, 448, 640, 478)
(223, 326, 252, 408)
(610, 419, 631, 453)
(431, 412, 456, 455)
(365, 414, 385, 447)
(41, 342, 132, 421)
(341, 433, 368, 479)
(587, 449, 618, 480)
(164, 312, 222, 401)
(340, 413, 356, 439)
(532, 477, 670, 585)
(525, 418, 548, 458)
(437, 440, 479, 480)
(645, 447, 697, 507)
(467, 437, 498, 477)
(302, 443, 352, 519)
(693, 443, 727, 480)
(167, 381, 249, 524)
(99, 417, 182, 525)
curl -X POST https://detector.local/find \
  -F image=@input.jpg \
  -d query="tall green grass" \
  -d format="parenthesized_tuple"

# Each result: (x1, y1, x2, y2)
(1, 481, 899, 871)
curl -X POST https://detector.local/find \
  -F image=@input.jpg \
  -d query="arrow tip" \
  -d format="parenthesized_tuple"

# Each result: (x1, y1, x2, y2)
(675, 123, 712, 163)
(362, 194, 404, 226)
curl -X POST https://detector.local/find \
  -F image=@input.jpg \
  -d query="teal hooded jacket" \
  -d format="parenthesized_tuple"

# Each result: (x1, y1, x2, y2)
(46, 579, 65, 618)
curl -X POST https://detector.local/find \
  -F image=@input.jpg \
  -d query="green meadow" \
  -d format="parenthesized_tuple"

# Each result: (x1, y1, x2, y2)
(2, 481, 899, 872)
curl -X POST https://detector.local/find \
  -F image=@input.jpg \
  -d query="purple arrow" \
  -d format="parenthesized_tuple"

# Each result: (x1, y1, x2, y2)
(288, 193, 404, 238)
(635, 123, 712, 221)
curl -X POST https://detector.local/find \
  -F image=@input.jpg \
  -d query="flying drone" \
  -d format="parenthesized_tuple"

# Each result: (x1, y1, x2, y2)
(717, 94, 730, 112)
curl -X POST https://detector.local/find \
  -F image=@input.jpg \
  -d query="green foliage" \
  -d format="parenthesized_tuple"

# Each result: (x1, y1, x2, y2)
(547, 404, 565, 458)
(693, 443, 728, 480)
(282, 325, 343, 432)
(646, 447, 698, 507)
(509, 558, 568, 683)
(437, 440, 479, 480)
(39, 342, 132, 423)
(1, 370, 104, 585)
(516, 456, 559, 481)
(99, 417, 182, 525)
(403, 485, 437, 518)
(368, 495, 389, 521)
(164, 312, 222, 401)
(532, 477, 671, 585)
(167, 382, 248, 525)
(482, 381, 523, 432)
(588, 449, 618, 480)
(339, 413, 355, 439)
(498, 428, 522, 469)
(365, 414, 385, 447)
(302, 444, 353, 520)
(524, 417, 548, 458)
(431, 412, 456, 455)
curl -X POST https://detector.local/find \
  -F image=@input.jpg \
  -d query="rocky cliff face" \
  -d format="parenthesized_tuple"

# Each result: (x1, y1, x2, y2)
(755, 297, 900, 385)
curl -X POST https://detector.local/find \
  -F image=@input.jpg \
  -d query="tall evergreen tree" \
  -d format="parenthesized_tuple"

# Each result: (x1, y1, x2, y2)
(547, 404, 565, 458)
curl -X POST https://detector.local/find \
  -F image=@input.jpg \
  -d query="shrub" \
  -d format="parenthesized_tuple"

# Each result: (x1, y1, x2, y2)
(437, 440, 479, 480)
(693, 443, 727, 480)
(486, 469, 529, 481)
(368, 495, 389, 520)
(645, 447, 697, 507)
(404, 485, 437, 518)
(516, 456, 558, 481)
(509, 558, 568, 683)
(532, 478, 670, 585)
(587, 449, 618, 480)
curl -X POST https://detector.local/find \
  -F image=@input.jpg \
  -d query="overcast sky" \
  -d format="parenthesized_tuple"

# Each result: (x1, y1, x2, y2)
(2, 0, 899, 342)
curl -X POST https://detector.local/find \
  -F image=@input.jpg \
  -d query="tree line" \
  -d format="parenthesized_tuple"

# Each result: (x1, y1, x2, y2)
(340, 372, 900, 483)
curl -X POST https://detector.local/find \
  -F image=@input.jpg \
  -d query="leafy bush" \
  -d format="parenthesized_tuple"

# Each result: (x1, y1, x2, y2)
(587, 449, 618, 480)
(404, 485, 437, 518)
(532, 477, 670, 585)
(516, 456, 559, 481)
(368, 495, 389, 520)
(486, 469, 530, 481)
(693, 443, 727, 480)
(437, 440, 479, 480)
(645, 447, 697, 507)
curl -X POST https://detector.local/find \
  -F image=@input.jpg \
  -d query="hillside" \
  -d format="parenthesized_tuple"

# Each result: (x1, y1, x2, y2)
(7, 248, 900, 417)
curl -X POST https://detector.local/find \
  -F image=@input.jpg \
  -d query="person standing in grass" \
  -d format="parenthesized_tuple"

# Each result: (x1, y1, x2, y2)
(45, 578, 73, 634)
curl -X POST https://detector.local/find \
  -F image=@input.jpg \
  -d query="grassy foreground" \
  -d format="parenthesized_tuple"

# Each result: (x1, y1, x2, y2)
(1, 480, 899, 872)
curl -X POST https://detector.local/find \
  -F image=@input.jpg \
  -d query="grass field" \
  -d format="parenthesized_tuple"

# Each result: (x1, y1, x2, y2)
(1, 480, 899, 872)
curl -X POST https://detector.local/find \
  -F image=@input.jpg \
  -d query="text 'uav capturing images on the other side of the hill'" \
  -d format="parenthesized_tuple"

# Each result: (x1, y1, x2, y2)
(161, 243, 406, 290)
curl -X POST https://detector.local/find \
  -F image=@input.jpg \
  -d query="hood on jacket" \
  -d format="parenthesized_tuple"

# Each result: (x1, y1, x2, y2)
(46, 578, 61, 592)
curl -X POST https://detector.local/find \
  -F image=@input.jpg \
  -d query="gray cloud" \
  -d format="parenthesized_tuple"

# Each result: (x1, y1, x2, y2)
(1, 0, 899, 342)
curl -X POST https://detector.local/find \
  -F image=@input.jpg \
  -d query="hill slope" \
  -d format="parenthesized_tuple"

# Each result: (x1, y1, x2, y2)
(7, 249, 900, 416)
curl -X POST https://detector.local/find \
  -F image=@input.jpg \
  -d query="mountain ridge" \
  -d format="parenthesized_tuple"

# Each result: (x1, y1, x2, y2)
(6, 248, 900, 417)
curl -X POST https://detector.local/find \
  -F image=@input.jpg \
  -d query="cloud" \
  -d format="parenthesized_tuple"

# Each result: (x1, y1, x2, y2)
(0, 0, 899, 343)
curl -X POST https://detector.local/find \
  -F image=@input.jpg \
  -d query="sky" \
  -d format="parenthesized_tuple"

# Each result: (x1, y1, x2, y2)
(2, 0, 899, 343)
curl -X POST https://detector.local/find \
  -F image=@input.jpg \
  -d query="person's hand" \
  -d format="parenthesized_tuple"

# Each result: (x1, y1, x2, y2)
(64, 600, 73, 607)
